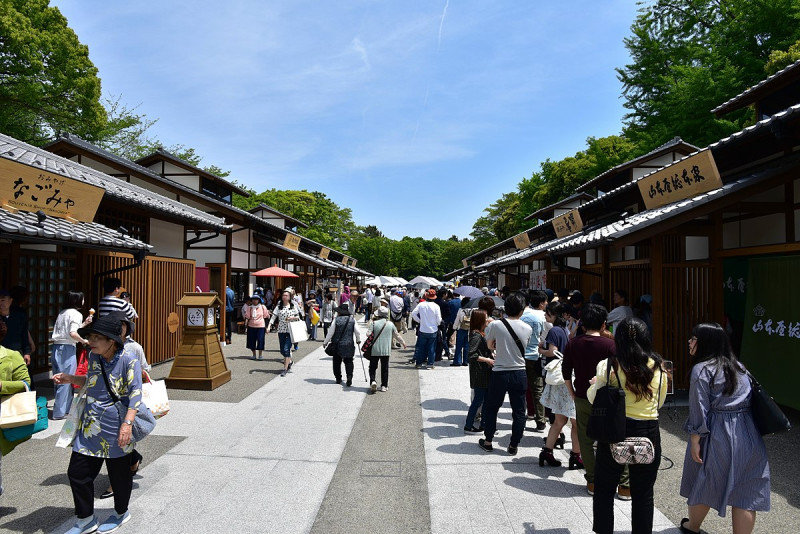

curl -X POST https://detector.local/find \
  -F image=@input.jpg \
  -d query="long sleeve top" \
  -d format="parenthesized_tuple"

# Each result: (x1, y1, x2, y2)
(367, 319, 404, 356)
(0, 347, 31, 454)
(411, 301, 441, 333)
(587, 358, 667, 420)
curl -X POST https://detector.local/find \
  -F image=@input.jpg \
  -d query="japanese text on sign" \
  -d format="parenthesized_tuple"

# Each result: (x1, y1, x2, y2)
(513, 231, 531, 250)
(319, 247, 330, 259)
(283, 233, 301, 251)
(341, 255, 349, 265)
(529, 270, 547, 290)
(0, 158, 104, 222)
(637, 149, 722, 210)
(749, 304, 800, 339)
(552, 209, 584, 238)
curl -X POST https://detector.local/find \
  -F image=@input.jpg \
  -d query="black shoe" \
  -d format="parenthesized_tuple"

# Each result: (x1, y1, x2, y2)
(450, 363, 460, 367)
(538, 447, 562, 467)
(569, 451, 584, 470)
(461, 362, 468, 366)
(478, 439, 493, 452)
(100, 488, 114, 499)
(544, 433, 566, 449)
(345, 378, 352, 387)
(464, 426, 481, 433)
(507, 444, 518, 456)
(535, 421, 547, 432)
(679, 518, 700, 534)
(335, 377, 342, 384)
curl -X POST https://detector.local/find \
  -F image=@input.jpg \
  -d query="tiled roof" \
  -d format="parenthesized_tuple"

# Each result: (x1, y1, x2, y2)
(712, 58, 800, 116)
(523, 192, 595, 222)
(575, 137, 699, 193)
(0, 206, 151, 252)
(1, 134, 229, 230)
(136, 148, 251, 197)
(250, 203, 308, 229)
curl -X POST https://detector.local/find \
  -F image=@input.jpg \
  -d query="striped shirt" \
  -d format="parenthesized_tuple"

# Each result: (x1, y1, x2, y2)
(98, 296, 137, 320)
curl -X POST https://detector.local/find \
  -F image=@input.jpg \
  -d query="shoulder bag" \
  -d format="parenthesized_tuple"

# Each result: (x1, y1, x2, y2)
(609, 365, 663, 465)
(586, 358, 626, 444)
(748, 371, 791, 435)
(56, 379, 90, 448)
(361, 320, 389, 358)
(499, 318, 526, 360)
(99, 356, 156, 443)
(325, 316, 351, 356)
(0, 381, 37, 429)
(544, 350, 565, 385)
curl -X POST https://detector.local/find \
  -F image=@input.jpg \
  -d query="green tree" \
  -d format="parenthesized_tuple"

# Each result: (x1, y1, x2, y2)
(0, 0, 106, 145)
(766, 38, 800, 74)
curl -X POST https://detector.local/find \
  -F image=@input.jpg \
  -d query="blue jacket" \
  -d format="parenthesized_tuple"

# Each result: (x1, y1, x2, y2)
(225, 287, 235, 312)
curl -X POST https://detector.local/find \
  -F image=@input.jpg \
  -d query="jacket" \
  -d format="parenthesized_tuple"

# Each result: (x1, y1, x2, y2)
(468, 331, 493, 390)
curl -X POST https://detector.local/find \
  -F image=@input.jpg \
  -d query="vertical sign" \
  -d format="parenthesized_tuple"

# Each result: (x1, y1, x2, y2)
(513, 231, 531, 250)
(341, 255, 349, 265)
(529, 270, 547, 289)
(637, 149, 722, 210)
(462, 258, 468, 268)
(319, 247, 330, 259)
(552, 209, 584, 238)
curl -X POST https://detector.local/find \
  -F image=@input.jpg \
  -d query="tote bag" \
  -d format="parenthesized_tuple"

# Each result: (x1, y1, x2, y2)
(56, 380, 90, 448)
(0, 383, 37, 429)
(142, 371, 170, 419)
(288, 319, 309, 343)
(2, 395, 48, 442)
(586, 359, 626, 443)
(544, 350, 565, 386)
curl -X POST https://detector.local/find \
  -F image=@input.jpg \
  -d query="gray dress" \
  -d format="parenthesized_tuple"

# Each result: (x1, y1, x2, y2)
(679, 361, 770, 516)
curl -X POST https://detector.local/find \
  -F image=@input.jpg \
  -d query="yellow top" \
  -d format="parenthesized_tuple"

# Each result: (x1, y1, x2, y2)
(587, 357, 667, 420)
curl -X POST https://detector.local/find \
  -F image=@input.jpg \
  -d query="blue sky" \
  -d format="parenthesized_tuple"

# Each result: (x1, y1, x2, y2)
(53, 0, 641, 240)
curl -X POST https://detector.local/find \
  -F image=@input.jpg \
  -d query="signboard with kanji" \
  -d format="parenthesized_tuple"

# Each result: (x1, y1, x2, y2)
(283, 233, 301, 251)
(552, 209, 584, 238)
(637, 149, 722, 210)
(462, 258, 468, 268)
(319, 247, 330, 259)
(513, 231, 531, 250)
(341, 255, 349, 265)
(0, 158, 104, 223)
(351, 258, 358, 267)
(529, 270, 547, 289)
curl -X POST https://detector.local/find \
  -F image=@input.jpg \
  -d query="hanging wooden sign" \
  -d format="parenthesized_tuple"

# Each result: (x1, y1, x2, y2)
(553, 209, 584, 238)
(0, 158, 104, 223)
(513, 231, 531, 249)
(319, 247, 330, 259)
(341, 255, 349, 265)
(462, 258, 468, 268)
(638, 149, 722, 210)
(351, 258, 358, 267)
(283, 233, 301, 251)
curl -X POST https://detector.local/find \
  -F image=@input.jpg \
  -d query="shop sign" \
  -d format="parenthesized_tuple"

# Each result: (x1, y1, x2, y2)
(167, 312, 180, 333)
(552, 209, 583, 238)
(319, 247, 330, 259)
(530, 270, 547, 289)
(0, 158, 104, 222)
(513, 231, 531, 249)
(341, 255, 349, 265)
(638, 149, 722, 210)
(283, 233, 301, 251)
(350, 258, 358, 267)
(462, 258, 468, 268)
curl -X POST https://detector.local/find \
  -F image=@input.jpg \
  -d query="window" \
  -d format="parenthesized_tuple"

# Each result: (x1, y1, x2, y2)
(201, 177, 232, 204)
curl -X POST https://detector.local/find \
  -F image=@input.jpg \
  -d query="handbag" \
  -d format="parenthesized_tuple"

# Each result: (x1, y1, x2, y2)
(544, 350, 565, 386)
(610, 437, 655, 465)
(56, 379, 90, 448)
(586, 358, 627, 443)
(0, 382, 37, 429)
(141, 371, 170, 419)
(310, 308, 321, 326)
(748, 371, 791, 435)
(288, 318, 309, 343)
(361, 320, 389, 358)
(3, 395, 48, 442)
(99, 356, 156, 443)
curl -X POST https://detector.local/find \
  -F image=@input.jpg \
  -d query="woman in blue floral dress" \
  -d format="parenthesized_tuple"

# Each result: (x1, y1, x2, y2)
(54, 314, 143, 534)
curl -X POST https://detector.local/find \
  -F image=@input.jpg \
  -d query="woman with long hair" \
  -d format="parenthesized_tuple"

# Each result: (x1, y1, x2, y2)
(588, 317, 667, 534)
(464, 309, 493, 432)
(51, 291, 92, 419)
(538, 301, 581, 469)
(678, 323, 770, 534)
(268, 290, 301, 377)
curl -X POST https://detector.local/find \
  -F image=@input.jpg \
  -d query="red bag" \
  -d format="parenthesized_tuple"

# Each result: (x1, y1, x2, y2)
(73, 347, 88, 390)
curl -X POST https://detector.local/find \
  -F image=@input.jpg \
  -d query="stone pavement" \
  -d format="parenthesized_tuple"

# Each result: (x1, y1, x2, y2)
(2, 325, 798, 533)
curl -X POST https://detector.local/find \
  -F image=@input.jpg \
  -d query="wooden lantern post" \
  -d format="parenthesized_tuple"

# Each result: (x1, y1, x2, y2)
(165, 292, 232, 390)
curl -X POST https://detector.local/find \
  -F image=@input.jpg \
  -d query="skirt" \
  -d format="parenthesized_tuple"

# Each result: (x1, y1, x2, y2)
(246, 327, 266, 350)
(541, 382, 576, 419)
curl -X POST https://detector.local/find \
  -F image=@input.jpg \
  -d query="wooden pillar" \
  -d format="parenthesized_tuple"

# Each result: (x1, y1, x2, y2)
(650, 235, 664, 356)
(710, 211, 724, 322)
(601, 245, 611, 303)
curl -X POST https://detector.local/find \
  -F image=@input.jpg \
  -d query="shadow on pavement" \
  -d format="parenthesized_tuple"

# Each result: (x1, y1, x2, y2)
(0, 505, 73, 534)
(421, 397, 468, 412)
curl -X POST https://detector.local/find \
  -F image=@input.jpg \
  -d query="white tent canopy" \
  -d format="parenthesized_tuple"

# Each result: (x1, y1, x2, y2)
(408, 276, 442, 287)
(366, 275, 402, 286)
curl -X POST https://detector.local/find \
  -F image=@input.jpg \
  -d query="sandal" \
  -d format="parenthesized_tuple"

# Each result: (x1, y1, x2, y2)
(478, 439, 493, 452)
(679, 518, 699, 534)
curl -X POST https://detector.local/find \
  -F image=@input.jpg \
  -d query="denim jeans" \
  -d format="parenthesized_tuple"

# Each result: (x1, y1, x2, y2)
(51, 344, 77, 418)
(306, 316, 317, 340)
(413, 332, 437, 365)
(482, 369, 528, 447)
(278, 332, 292, 358)
(466, 387, 487, 429)
(454, 329, 469, 365)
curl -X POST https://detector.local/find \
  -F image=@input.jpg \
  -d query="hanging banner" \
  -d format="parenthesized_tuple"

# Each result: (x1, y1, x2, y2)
(638, 149, 722, 210)
(529, 270, 547, 289)
(341, 255, 349, 265)
(350, 258, 358, 267)
(513, 231, 531, 250)
(740, 255, 800, 410)
(319, 247, 330, 259)
(462, 258, 468, 268)
(0, 158, 105, 223)
(283, 233, 301, 251)
(552, 209, 584, 238)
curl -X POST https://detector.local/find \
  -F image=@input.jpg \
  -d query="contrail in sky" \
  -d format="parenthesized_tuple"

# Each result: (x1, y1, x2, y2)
(437, 0, 449, 51)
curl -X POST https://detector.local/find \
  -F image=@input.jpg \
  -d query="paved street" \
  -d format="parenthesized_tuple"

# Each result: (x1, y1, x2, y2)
(1, 324, 798, 533)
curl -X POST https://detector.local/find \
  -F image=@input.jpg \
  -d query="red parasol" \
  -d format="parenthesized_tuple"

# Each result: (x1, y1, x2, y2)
(252, 264, 299, 278)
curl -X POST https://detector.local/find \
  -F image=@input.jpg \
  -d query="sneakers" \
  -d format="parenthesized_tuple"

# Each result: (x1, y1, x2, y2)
(587, 482, 595, 495)
(379, 386, 388, 392)
(370, 381, 377, 393)
(478, 438, 493, 452)
(616, 485, 632, 501)
(97, 511, 130, 533)
(414, 363, 422, 369)
(66, 517, 98, 534)
(280, 370, 287, 377)
(464, 426, 481, 433)
(426, 365, 435, 370)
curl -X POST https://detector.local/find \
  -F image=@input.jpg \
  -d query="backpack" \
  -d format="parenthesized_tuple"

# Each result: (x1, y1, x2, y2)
(460, 308, 474, 330)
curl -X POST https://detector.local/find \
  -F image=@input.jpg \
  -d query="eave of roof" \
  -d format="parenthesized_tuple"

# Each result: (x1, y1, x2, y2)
(523, 192, 595, 222)
(136, 148, 251, 197)
(249, 203, 308, 229)
(712, 58, 800, 117)
(2, 134, 229, 231)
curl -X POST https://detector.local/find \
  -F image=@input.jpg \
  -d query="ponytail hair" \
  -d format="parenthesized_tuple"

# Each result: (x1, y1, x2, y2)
(614, 317, 662, 401)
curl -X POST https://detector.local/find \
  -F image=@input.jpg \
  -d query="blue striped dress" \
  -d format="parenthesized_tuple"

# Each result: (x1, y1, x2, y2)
(679, 361, 770, 516)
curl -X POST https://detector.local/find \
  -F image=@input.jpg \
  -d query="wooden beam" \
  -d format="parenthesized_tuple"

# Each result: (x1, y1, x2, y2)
(715, 242, 800, 257)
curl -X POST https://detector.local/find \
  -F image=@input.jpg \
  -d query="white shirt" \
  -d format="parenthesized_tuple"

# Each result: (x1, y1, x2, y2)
(389, 294, 404, 313)
(52, 308, 83, 345)
(411, 301, 441, 333)
(366, 288, 374, 304)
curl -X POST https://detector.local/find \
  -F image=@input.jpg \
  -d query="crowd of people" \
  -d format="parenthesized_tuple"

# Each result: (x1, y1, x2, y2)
(0, 277, 776, 534)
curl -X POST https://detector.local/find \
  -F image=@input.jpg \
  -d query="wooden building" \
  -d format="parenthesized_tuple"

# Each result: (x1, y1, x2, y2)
(0, 133, 229, 375)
